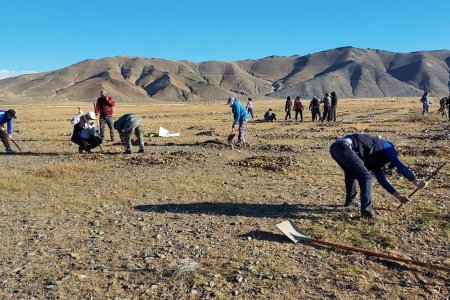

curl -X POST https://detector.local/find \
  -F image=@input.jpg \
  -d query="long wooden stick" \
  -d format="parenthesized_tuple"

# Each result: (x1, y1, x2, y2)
(397, 162, 447, 210)
(276, 220, 450, 273)
(308, 237, 450, 272)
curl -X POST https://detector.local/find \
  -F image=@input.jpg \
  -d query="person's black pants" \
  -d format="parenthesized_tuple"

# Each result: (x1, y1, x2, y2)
(331, 106, 337, 121)
(285, 110, 292, 120)
(322, 107, 331, 122)
(100, 115, 115, 141)
(295, 109, 303, 121)
(72, 135, 102, 151)
(330, 141, 373, 215)
(311, 108, 320, 121)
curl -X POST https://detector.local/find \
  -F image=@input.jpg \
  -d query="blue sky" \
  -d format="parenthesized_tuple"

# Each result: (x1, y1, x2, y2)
(1, 0, 449, 77)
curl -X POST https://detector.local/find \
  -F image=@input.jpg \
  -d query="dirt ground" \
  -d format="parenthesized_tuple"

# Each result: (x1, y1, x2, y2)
(0, 98, 449, 299)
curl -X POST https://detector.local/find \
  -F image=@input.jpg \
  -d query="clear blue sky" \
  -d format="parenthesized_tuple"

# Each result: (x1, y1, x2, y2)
(1, 0, 449, 75)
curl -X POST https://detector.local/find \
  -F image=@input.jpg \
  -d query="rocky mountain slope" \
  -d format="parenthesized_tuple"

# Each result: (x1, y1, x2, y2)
(1, 47, 449, 102)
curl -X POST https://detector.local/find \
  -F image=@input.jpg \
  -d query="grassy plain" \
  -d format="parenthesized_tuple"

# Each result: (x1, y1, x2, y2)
(0, 98, 449, 299)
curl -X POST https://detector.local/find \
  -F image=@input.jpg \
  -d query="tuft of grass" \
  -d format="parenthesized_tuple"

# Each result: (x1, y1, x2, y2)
(411, 205, 442, 232)
(407, 112, 448, 123)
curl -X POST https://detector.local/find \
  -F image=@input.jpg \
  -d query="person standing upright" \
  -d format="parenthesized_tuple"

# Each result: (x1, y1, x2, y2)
(420, 91, 430, 115)
(95, 90, 116, 141)
(330, 91, 338, 122)
(0, 109, 17, 154)
(321, 93, 332, 122)
(309, 97, 321, 122)
(293, 96, 304, 122)
(246, 98, 254, 120)
(284, 96, 293, 120)
(446, 95, 450, 120)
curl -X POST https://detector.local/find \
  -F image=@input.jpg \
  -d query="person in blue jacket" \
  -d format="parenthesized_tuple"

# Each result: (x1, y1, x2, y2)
(330, 134, 427, 218)
(227, 97, 249, 144)
(0, 109, 17, 154)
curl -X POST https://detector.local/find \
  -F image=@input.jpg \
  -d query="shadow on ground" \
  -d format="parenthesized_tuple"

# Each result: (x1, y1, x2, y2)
(135, 202, 342, 218)
(0, 151, 70, 157)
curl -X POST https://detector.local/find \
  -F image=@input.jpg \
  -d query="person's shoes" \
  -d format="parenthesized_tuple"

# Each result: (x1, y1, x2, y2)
(5, 149, 16, 155)
(78, 146, 84, 154)
(344, 199, 360, 208)
(123, 149, 132, 154)
(137, 148, 145, 153)
(361, 207, 376, 219)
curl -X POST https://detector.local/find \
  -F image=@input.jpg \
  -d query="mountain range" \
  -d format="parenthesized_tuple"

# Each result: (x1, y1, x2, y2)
(1, 46, 449, 102)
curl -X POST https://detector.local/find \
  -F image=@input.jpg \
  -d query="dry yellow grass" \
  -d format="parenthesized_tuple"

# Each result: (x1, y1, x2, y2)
(0, 98, 449, 299)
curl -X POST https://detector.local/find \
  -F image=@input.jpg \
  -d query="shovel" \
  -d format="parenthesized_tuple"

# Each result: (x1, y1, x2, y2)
(276, 220, 450, 272)
(396, 162, 447, 210)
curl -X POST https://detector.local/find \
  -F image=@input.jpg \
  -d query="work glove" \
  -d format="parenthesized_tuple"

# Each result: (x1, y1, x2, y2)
(415, 180, 428, 189)
(394, 193, 411, 204)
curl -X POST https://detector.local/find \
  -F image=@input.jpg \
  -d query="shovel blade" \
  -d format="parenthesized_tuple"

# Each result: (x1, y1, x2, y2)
(276, 220, 309, 243)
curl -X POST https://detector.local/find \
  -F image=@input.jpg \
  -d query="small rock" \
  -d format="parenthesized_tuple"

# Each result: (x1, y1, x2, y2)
(150, 284, 158, 289)
(234, 274, 243, 283)
(92, 220, 100, 227)
(45, 285, 56, 290)
(69, 253, 79, 259)
(232, 290, 239, 296)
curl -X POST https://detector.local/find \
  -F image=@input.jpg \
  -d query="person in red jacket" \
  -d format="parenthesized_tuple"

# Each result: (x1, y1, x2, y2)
(95, 90, 116, 141)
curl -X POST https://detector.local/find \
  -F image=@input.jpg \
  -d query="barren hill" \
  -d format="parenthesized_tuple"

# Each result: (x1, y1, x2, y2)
(1, 47, 449, 102)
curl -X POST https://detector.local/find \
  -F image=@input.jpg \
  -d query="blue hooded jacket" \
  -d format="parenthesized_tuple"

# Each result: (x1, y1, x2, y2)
(231, 100, 248, 126)
(0, 110, 13, 135)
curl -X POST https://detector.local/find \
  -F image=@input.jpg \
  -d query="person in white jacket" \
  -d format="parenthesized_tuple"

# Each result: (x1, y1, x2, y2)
(70, 110, 102, 153)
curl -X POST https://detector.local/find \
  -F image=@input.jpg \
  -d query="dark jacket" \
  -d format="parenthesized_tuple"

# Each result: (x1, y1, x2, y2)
(309, 98, 320, 110)
(285, 98, 292, 111)
(95, 96, 116, 117)
(331, 94, 338, 107)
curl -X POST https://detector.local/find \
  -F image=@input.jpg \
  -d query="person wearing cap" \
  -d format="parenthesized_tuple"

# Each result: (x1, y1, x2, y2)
(284, 96, 293, 120)
(70, 110, 102, 153)
(330, 133, 427, 218)
(0, 109, 17, 154)
(309, 97, 321, 122)
(227, 97, 249, 144)
(95, 90, 116, 142)
(113, 113, 145, 154)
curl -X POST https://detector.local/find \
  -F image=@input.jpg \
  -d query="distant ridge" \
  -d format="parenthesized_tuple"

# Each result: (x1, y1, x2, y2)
(1, 47, 449, 102)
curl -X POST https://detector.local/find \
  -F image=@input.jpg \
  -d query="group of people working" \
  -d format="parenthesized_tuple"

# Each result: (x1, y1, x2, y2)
(1, 92, 433, 218)
(69, 90, 145, 154)
(227, 95, 429, 219)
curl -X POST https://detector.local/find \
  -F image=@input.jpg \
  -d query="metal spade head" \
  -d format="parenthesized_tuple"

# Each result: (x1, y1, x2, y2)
(276, 220, 309, 243)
